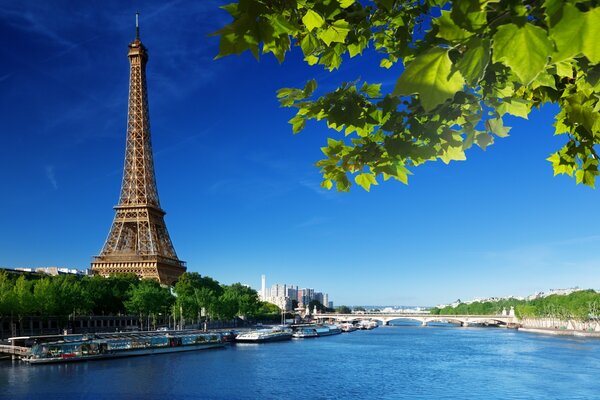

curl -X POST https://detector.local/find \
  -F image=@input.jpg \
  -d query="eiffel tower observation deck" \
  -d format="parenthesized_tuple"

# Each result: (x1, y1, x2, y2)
(92, 15, 186, 285)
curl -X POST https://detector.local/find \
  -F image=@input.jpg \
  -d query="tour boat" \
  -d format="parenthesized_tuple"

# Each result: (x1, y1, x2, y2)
(235, 327, 293, 343)
(23, 331, 225, 364)
(340, 323, 357, 332)
(356, 320, 378, 330)
(292, 328, 318, 338)
(314, 324, 342, 336)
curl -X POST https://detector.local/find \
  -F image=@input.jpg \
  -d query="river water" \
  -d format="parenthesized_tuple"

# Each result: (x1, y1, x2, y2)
(2, 323, 600, 399)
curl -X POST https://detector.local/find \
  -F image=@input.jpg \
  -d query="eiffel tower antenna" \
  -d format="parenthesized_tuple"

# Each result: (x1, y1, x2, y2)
(135, 12, 140, 39)
(91, 17, 186, 285)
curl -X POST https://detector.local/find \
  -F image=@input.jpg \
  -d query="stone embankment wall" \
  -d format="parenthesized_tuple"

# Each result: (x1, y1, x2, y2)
(520, 317, 600, 332)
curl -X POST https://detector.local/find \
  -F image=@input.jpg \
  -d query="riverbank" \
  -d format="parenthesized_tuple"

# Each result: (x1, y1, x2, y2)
(519, 327, 600, 338)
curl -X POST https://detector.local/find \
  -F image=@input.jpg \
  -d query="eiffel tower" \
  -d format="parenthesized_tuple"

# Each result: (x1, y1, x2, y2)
(91, 16, 186, 285)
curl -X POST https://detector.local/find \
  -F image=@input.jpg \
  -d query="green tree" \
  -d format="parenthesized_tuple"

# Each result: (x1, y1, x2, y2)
(216, 0, 600, 190)
(125, 279, 174, 329)
(219, 283, 261, 319)
(0, 271, 16, 317)
(33, 278, 59, 317)
(174, 272, 204, 322)
(13, 276, 34, 320)
(173, 273, 225, 324)
(335, 305, 352, 314)
(82, 273, 139, 315)
(254, 302, 282, 321)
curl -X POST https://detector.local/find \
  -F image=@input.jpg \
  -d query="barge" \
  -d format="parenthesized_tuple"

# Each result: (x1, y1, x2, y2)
(21, 331, 225, 364)
(235, 327, 293, 343)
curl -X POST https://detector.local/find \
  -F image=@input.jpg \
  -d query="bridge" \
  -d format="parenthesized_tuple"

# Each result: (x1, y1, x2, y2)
(312, 313, 519, 327)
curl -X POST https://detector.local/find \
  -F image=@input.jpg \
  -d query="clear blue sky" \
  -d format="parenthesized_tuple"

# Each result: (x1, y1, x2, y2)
(1, 1, 599, 307)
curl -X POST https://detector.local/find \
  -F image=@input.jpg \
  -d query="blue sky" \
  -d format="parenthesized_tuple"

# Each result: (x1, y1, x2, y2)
(1, 1, 599, 306)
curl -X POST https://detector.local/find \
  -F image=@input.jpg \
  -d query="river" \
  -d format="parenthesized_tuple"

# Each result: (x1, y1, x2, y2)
(2, 323, 600, 399)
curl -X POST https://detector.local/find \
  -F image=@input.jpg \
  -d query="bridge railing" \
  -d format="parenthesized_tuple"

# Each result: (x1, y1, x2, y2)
(0, 344, 30, 357)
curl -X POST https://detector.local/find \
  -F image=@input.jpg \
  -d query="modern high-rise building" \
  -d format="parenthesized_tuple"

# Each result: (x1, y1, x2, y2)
(258, 275, 331, 311)
(260, 274, 266, 300)
(91, 16, 186, 285)
(271, 284, 287, 298)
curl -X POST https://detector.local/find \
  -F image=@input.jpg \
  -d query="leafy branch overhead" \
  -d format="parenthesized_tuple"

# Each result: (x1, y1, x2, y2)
(214, 0, 600, 191)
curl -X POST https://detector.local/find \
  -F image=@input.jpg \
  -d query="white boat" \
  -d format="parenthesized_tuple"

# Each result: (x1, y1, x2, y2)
(314, 324, 342, 336)
(356, 320, 378, 330)
(235, 327, 293, 343)
(292, 328, 318, 338)
(340, 323, 357, 332)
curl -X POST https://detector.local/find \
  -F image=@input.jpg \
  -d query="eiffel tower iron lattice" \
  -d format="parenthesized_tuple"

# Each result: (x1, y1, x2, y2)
(91, 18, 186, 285)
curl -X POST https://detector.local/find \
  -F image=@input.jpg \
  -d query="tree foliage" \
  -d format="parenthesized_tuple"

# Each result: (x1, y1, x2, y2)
(431, 290, 600, 321)
(172, 273, 261, 322)
(335, 305, 352, 313)
(215, 0, 600, 191)
(125, 279, 174, 327)
(0, 271, 263, 324)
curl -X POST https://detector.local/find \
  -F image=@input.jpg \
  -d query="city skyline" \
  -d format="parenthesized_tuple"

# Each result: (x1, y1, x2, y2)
(1, 1, 600, 306)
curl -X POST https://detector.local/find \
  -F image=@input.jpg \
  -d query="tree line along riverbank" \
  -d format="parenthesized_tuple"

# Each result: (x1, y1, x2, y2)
(430, 289, 600, 321)
(0, 271, 284, 333)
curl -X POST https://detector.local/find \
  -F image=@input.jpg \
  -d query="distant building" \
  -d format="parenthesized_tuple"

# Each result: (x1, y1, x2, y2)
(257, 275, 332, 312)
(6, 266, 90, 276)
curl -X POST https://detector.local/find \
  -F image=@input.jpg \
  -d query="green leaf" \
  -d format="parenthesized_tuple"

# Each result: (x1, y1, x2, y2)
(360, 82, 381, 98)
(486, 118, 511, 138)
(456, 37, 490, 85)
(550, 4, 600, 64)
(303, 79, 317, 96)
(547, 153, 574, 177)
(435, 10, 474, 41)
(289, 115, 306, 134)
(380, 58, 394, 69)
(320, 49, 342, 69)
(300, 34, 320, 57)
(564, 101, 600, 133)
(302, 10, 325, 32)
(355, 173, 378, 191)
(440, 146, 466, 164)
(492, 23, 553, 85)
(451, 0, 487, 32)
(554, 61, 573, 78)
(576, 169, 598, 188)
(474, 132, 494, 150)
(377, 0, 394, 12)
(321, 179, 333, 190)
(269, 15, 298, 35)
(497, 99, 531, 119)
(318, 20, 351, 46)
(220, 3, 239, 16)
(394, 47, 465, 112)
(338, 0, 355, 8)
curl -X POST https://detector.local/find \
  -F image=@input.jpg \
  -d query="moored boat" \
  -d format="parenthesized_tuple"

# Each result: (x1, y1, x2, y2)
(314, 324, 342, 336)
(23, 331, 225, 364)
(340, 323, 357, 332)
(235, 327, 293, 343)
(356, 320, 378, 330)
(292, 328, 318, 338)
